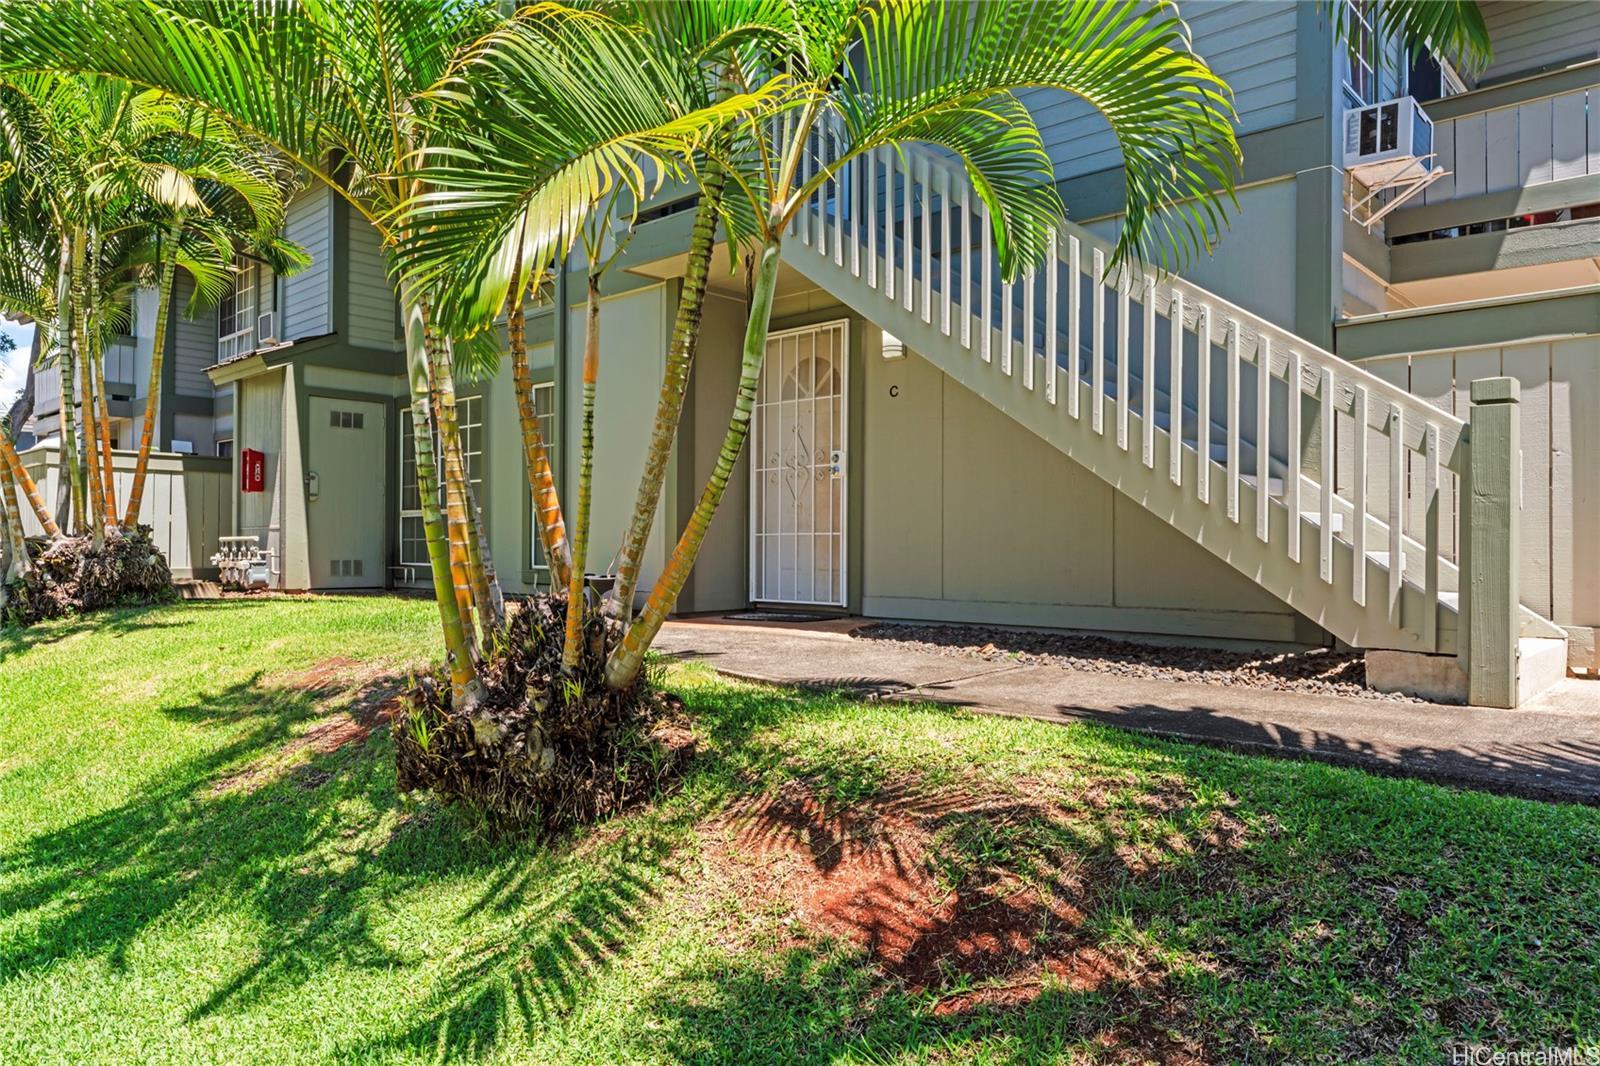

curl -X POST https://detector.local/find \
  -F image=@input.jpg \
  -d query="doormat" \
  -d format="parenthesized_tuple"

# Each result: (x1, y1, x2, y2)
(725, 611, 838, 623)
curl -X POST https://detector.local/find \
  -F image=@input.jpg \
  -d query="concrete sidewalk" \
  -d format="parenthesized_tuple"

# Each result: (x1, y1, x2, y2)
(657, 620, 1600, 805)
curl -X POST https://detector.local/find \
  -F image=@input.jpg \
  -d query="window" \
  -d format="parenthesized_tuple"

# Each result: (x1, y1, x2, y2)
(329, 409, 365, 430)
(527, 382, 559, 571)
(396, 396, 485, 573)
(216, 439, 233, 459)
(398, 410, 427, 569)
(218, 258, 257, 361)
(1343, 0, 1378, 106)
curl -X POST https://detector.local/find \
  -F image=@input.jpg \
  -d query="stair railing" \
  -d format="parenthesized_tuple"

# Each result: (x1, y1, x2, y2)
(783, 115, 1491, 658)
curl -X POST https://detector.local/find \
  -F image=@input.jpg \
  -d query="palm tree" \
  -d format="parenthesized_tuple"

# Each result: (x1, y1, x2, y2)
(389, 0, 1245, 691)
(123, 117, 302, 530)
(0, 0, 518, 706)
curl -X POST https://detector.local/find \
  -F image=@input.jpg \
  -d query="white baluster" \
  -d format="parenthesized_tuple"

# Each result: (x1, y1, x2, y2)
(902, 152, 914, 314)
(800, 125, 812, 247)
(939, 166, 951, 336)
(1001, 262, 1013, 376)
(960, 180, 972, 350)
(1226, 319, 1241, 523)
(980, 200, 992, 363)
(1142, 275, 1155, 469)
(1022, 262, 1035, 390)
(1169, 288, 1184, 486)
(1286, 349, 1302, 562)
(1045, 230, 1057, 405)
(1388, 403, 1404, 625)
(920, 157, 932, 323)
(1256, 333, 1271, 541)
(833, 131, 844, 269)
(1116, 272, 1130, 450)
(1197, 308, 1211, 504)
(1092, 248, 1106, 434)
(1352, 383, 1369, 607)
(848, 137, 859, 278)
(866, 148, 877, 289)
(1320, 366, 1335, 584)
(1423, 423, 1440, 650)
(1068, 236, 1081, 419)
(882, 149, 894, 302)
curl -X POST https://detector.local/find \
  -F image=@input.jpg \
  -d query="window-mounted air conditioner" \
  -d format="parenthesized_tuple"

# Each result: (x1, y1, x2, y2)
(1343, 96, 1433, 171)
(256, 310, 278, 345)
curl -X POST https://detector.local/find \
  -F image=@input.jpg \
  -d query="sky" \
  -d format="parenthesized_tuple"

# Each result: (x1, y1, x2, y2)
(0, 319, 35, 409)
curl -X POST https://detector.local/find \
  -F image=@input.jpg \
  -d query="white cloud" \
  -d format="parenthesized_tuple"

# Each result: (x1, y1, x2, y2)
(0, 321, 36, 410)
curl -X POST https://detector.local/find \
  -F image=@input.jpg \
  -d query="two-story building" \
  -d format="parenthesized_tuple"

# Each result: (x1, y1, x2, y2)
(19, 0, 1599, 701)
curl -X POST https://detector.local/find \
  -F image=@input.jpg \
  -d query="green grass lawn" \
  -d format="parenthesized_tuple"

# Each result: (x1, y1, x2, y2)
(2, 597, 1597, 1064)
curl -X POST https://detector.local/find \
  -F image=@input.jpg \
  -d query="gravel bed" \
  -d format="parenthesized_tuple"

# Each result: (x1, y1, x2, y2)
(851, 623, 1440, 704)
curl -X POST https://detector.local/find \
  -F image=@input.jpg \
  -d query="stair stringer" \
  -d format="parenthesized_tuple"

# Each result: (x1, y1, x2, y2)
(783, 244, 1456, 655)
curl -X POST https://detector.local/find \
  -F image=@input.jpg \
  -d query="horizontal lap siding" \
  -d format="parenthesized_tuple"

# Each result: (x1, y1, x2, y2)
(1479, 1, 1600, 83)
(1026, 1, 1298, 183)
(171, 273, 218, 397)
(347, 210, 400, 350)
(282, 186, 332, 339)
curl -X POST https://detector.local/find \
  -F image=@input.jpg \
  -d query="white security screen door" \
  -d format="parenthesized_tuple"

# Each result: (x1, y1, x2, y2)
(750, 321, 848, 606)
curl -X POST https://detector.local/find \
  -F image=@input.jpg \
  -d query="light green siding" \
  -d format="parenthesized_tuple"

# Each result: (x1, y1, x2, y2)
(282, 186, 332, 339)
(860, 330, 1304, 643)
(346, 208, 399, 351)
(1025, 1, 1299, 180)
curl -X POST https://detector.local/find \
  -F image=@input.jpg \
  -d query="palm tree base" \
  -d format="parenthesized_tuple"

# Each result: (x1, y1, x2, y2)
(2, 525, 176, 627)
(393, 594, 693, 833)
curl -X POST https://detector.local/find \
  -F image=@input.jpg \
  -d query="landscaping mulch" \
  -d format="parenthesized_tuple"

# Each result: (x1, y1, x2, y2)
(851, 621, 1433, 703)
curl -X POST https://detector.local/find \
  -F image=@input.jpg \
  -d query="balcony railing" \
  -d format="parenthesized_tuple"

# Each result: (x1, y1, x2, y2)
(1423, 85, 1600, 205)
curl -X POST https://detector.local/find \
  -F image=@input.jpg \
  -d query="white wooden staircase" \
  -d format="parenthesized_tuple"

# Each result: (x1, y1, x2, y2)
(778, 129, 1567, 707)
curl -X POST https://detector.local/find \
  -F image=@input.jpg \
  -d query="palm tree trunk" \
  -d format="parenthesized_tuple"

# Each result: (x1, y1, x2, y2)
(466, 477, 505, 632)
(507, 282, 572, 591)
(426, 328, 482, 650)
(1, 462, 31, 583)
(0, 435, 60, 538)
(607, 164, 725, 623)
(561, 274, 601, 671)
(398, 281, 480, 710)
(604, 238, 781, 691)
(88, 228, 117, 527)
(91, 340, 117, 529)
(54, 240, 85, 533)
(73, 259, 106, 549)
(124, 218, 181, 528)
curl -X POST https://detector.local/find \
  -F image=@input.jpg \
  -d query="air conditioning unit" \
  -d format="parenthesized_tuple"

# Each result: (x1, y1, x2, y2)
(1343, 96, 1433, 180)
(256, 310, 278, 345)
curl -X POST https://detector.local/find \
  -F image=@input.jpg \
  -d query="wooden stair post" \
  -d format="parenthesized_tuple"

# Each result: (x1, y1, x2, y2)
(1462, 377, 1521, 708)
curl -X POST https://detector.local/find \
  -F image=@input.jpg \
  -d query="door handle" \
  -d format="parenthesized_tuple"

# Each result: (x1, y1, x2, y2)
(306, 471, 320, 500)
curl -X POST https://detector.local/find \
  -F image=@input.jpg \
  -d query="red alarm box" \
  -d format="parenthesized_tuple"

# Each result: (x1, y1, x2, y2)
(241, 448, 266, 493)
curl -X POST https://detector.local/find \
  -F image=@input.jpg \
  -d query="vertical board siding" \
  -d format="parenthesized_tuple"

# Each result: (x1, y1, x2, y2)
(282, 186, 333, 339)
(1375, 337, 1600, 628)
(347, 209, 399, 350)
(171, 272, 219, 397)
(1023, 0, 1297, 182)
(16, 447, 229, 576)
(1478, 1, 1600, 84)
(1423, 87, 1600, 205)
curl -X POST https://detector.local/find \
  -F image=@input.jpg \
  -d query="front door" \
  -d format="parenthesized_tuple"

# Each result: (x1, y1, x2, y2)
(750, 321, 848, 606)
(308, 396, 386, 589)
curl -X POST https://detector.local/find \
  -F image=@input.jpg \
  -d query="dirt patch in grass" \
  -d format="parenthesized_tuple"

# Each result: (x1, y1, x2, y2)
(211, 666, 404, 796)
(700, 772, 1248, 1054)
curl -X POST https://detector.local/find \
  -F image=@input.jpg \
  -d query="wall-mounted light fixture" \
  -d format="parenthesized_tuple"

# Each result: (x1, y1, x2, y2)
(880, 329, 905, 360)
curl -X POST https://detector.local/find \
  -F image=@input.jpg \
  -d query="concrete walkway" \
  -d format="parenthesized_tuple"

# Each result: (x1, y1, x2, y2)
(657, 619, 1600, 805)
